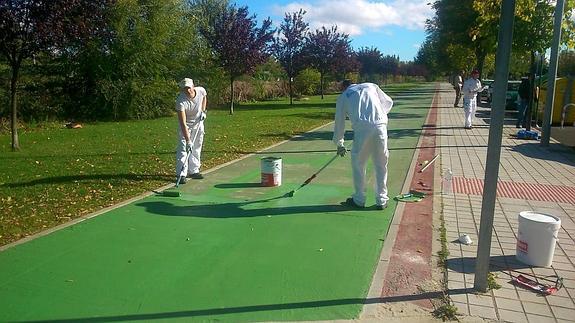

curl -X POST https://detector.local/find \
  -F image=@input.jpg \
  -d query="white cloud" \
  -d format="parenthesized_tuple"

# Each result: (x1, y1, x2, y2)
(273, 0, 433, 36)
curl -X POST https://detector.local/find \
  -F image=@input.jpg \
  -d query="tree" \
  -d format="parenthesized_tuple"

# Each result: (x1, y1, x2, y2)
(272, 9, 308, 105)
(489, 0, 575, 128)
(356, 47, 383, 82)
(0, 0, 112, 151)
(186, 0, 230, 106)
(302, 26, 354, 99)
(381, 55, 400, 83)
(200, 5, 275, 114)
(426, 0, 482, 75)
(415, 37, 441, 80)
(62, 0, 192, 120)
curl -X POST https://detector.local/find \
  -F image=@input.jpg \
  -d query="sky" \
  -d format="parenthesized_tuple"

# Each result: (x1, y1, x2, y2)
(233, 0, 434, 61)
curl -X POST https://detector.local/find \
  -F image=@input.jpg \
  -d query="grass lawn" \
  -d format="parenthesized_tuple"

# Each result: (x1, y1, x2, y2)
(0, 95, 338, 246)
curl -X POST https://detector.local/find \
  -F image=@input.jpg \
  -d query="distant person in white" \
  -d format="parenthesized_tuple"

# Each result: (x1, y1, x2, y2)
(333, 80, 394, 210)
(453, 70, 464, 107)
(461, 70, 484, 129)
(175, 78, 207, 184)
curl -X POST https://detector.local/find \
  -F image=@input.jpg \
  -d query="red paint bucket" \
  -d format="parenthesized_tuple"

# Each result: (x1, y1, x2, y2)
(261, 157, 282, 187)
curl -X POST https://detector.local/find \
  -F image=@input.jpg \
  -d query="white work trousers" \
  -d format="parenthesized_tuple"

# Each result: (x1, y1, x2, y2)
(463, 97, 477, 128)
(351, 125, 389, 207)
(176, 122, 204, 177)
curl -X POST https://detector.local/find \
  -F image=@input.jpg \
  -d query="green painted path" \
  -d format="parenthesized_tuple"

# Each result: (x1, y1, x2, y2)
(0, 84, 434, 322)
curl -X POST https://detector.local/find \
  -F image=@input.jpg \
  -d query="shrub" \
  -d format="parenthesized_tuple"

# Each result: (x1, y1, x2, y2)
(294, 68, 321, 96)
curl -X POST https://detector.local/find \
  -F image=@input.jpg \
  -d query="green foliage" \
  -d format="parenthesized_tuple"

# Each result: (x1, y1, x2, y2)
(508, 51, 532, 79)
(444, 44, 475, 73)
(294, 68, 321, 96)
(61, 0, 194, 120)
(0, 95, 336, 246)
(423, 0, 575, 77)
(415, 38, 441, 80)
(432, 301, 459, 321)
(487, 272, 502, 290)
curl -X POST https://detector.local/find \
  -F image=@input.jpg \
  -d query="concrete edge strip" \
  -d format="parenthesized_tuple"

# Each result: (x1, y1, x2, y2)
(360, 83, 440, 318)
(0, 121, 336, 252)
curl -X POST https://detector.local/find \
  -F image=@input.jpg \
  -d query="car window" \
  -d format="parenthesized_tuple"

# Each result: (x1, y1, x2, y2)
(507, 82, 520, 91)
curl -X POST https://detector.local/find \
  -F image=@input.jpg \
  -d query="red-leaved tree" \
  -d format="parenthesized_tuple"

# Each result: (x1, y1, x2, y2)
(0, 0, 112, 151)
(271, 9, 308, 105)
(302, 26, 354, 99)
(200, 5, 275, 114)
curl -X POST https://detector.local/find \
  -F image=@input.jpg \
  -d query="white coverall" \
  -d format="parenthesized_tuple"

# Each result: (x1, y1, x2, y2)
(461, 77, 482, 128)
(333, 83, 394, 207)
(175, 86, 207, 177)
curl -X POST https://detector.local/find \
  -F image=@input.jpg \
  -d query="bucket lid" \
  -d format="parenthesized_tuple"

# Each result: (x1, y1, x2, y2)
(262, 157, 281, 161)
(519, 211, 560, 224)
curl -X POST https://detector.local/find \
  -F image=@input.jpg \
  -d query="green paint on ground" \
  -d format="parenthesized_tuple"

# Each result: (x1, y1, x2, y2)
(0, 84, 434, 322)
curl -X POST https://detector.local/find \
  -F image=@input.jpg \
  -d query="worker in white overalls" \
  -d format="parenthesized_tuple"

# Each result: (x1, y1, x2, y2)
(333, 80, 394, 210)
(461, 70, 484, 129)
(175, 78, 207, 184)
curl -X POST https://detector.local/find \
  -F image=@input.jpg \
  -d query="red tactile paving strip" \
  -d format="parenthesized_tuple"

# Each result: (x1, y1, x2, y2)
(381, 85, 439, 309)
(453, 177, 575, 204)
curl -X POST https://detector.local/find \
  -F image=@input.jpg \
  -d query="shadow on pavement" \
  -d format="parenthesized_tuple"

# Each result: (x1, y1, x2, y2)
(22, 292, 450, 322)
(447, 255, 534, 274)
(136, 200, 371, 218)
(2, 173, 173, 188)
(512, 143, 575, 166)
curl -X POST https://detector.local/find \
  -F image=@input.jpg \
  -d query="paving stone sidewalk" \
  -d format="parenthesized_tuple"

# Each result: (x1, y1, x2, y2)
(437, 83, 575, 322)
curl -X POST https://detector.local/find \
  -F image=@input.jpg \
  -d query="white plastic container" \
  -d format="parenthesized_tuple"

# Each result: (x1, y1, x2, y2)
(261, 157, 282, 187)
(516, 211, 561, 267)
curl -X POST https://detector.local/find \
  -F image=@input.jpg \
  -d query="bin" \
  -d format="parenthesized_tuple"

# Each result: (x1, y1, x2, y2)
(516, 211, 561, 267)
(261, 157, 282, 187)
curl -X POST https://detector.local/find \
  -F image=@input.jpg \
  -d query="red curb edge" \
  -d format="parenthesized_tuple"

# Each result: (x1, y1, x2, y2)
(380, 84, 440, 309)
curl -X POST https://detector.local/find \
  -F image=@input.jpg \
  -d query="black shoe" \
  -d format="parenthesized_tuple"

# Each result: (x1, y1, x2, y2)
(341, 197, 363, 208)
(190, 173, 204, 179)
(177, 176, 187, 184)
(464, 126, 472, 129)
(375, 204, 387, 210)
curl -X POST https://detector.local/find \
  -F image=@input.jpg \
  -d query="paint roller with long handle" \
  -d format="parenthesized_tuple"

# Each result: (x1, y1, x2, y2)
(161, 124, 202, 197)
(286, 153, 340, 197)
(175, 126, 200, 187)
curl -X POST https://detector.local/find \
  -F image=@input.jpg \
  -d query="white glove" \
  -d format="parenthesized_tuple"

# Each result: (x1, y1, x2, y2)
(186, 141, 193, 153)
(337, 145, 347, 157)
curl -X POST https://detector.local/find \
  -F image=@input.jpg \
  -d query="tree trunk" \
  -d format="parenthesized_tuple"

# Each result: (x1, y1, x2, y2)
(320, 73, 324, 99)
(289, 77, 293, 105)
(229, 77, 234, 115)
(10, 60, 21, 151)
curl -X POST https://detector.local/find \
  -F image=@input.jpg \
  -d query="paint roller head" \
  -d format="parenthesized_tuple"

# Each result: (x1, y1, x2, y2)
(162, 190, 181, 197)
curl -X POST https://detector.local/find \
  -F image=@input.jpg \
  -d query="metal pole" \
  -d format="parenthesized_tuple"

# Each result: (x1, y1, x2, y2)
(541, 0, 565, 146)
(474, 0, 516, 293)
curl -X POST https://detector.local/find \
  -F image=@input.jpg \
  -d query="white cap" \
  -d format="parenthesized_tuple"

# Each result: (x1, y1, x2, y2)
(179, 78, 194, 88)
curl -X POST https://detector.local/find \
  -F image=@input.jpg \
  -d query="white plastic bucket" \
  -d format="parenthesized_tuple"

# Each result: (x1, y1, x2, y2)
(516, 211, 561, 267)
(261, 157, 282, 187)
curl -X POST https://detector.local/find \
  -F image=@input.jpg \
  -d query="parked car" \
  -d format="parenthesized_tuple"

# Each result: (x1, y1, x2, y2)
(505, 80, 521, 110)
(488, 80, 521, 110)
(481, 79, 494, 102)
